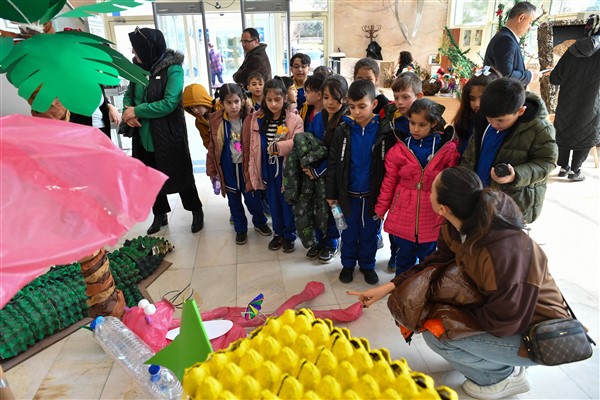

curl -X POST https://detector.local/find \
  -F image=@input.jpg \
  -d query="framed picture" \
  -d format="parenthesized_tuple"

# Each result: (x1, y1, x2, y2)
(474, 29, 483, 46)
(462, 29, 472, 47)
(428, 54, 440, 65)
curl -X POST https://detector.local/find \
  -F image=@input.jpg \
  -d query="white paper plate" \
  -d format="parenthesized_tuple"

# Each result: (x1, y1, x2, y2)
(166, 319, 234, 341)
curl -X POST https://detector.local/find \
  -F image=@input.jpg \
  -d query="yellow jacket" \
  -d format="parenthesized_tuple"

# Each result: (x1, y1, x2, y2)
(182, 83, 213, 149)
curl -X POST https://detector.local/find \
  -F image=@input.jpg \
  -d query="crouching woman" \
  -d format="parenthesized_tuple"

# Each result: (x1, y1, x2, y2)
(350, 166, 569, 399)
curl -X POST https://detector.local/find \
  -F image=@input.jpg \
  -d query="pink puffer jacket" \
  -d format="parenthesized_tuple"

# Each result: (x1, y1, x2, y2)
(375, 140, 459, 243)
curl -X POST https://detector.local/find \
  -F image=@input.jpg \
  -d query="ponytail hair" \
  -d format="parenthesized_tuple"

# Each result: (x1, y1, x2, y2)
(214, 83, 248, 121)
(321, 74, 348, 147)
(436, 167, 525, 251)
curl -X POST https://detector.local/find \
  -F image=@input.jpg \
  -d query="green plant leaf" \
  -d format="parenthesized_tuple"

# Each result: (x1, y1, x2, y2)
(0, 0, 53, 24)
(57, 0, 151, 18)
(1, 31, 148, 116)
(39, 0, 67, 23)
(0, 37, 14, 64)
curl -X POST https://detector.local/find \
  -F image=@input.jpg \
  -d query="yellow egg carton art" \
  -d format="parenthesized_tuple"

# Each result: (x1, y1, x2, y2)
(183, 309, 457, 399)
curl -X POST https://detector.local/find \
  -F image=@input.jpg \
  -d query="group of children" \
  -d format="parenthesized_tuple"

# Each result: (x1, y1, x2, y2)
(182, 53, 557, 286)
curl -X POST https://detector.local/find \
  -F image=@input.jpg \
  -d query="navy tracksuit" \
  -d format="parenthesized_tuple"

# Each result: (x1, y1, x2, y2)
(221, 120, 267, 233)
(260, 122, 296, 241)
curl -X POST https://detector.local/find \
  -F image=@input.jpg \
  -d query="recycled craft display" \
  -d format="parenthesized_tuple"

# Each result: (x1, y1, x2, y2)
(0, 236, 173, 361)
(182, 309, 457, 400)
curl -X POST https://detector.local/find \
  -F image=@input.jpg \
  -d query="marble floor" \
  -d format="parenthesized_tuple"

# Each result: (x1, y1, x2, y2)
(5, 147, 600, 399)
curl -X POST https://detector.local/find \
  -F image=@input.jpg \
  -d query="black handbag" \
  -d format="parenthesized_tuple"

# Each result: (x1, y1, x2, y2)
(523, 296, 595, 366)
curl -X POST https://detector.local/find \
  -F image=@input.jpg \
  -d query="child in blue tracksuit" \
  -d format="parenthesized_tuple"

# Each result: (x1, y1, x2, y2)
(305, 74, 348, 263)
(326, 80, 395, 285)
(247, 78, 304, 252)
(207, 84, 272, 245)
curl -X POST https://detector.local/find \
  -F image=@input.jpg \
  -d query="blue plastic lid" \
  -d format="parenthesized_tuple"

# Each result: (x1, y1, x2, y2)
(148, 365, 161, 375)
(90, 316, 105, 331)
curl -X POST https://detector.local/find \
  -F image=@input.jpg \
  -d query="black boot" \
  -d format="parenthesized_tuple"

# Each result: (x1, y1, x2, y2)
(147, 214, 168, 235)
(191, 208, 204, 233)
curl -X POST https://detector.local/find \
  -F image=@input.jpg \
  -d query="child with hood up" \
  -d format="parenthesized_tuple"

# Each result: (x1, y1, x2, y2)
(183, 83, 214, 149)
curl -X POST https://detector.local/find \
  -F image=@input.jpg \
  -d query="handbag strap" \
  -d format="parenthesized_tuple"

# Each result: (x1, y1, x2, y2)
(559, 291, 597, 346)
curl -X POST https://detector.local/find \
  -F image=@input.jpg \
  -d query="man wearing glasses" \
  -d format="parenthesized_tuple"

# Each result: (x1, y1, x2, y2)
(233, 27, 272, 88)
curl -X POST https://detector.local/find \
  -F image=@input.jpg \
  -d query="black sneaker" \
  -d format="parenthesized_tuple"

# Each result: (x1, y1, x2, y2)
(318, 247, 338, 264)
(235, 231, 247, 245)
(339, 268, 354, 283)
(306, 245, 322, 260)
(282, 239, 296, 253)
(568, 170, 585, 181)
(254, 224, 273, 236)
(268, 235, 284, 251)
(387, 258, 397, 273)
(360, 269, 379, 285)
(558, 166, 571, 177)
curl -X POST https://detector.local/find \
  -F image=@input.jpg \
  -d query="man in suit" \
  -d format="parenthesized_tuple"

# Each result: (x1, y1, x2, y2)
(484, 2, 539, 88)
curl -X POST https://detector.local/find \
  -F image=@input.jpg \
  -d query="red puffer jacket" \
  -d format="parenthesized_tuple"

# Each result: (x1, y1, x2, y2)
(375, 139, 459, 243)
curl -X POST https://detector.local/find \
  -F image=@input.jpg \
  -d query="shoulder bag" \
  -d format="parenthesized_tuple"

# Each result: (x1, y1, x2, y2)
(523, 295, 596, 366)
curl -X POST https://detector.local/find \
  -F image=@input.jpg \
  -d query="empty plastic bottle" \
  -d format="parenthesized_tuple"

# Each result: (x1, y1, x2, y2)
(91, 316, 183, 399)
(330, 203, 348, 230)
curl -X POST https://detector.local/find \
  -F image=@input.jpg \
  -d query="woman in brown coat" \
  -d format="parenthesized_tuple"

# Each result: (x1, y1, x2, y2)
(349, 166, 569, 400)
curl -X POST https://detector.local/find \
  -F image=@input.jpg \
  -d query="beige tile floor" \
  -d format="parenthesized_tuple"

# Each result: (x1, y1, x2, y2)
(5, 148, 599, 399)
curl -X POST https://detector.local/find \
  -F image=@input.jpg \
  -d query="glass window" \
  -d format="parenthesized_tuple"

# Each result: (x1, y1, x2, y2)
(290, 0, 327, 12)
(452, 0, 491, 26)
(291, 20, 325, 69)
(550, 0, 600, 14)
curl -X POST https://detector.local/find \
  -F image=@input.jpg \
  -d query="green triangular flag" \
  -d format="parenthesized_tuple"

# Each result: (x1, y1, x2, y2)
(145, 299, 213, 381)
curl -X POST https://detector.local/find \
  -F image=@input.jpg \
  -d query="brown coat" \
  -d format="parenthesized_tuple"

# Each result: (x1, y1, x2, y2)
(388, 193, 569, 342)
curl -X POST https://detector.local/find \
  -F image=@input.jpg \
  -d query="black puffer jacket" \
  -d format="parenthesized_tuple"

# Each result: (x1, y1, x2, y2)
(132, 50, 196, 195)
(550, 35, 600, 150)
(283, 132, 329, 248)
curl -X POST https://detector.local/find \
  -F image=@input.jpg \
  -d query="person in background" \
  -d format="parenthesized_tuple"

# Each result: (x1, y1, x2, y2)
(123, 27, 204, 235)
(326, 80, 395, 285)
(290, 53, 311, 111)
(460, 78, 557, 224)
(353, 57, 391, 118)
(395, 50, 414, 77)
(483, 1, 539, 87)
(550, 14, 600, 182)
(245, 78, 303, 253)
(278, 76, 298, 111)
(183, 83, 214, 149)
(313, 65, 334, 77)
(233, 27, 272, 87)
(351, 166, 569, 400)
(452, 66, 502, 155)
(207, 84, 272, 245)
(299, 73, 326, 131)
(208, 42, 224, 87)
(247, 71, 265, 112)
(304, 74, 349, 264)
(70, 88, 121, 139)
(375, 99, 459, 277)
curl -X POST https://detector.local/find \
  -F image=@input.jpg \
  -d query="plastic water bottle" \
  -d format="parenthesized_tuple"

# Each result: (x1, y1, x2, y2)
(330, 204, 348, 230)
(91, 316, 183, 399)
(213, 177, 221, 195)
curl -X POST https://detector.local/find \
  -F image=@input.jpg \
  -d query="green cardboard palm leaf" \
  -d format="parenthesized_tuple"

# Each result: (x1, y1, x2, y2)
(58, 0, 151, 18)
(1, 31, 148, 116)
(39, 0, 68, 23)
(0, 37, 13, 64)
(0, 0, 54, 24)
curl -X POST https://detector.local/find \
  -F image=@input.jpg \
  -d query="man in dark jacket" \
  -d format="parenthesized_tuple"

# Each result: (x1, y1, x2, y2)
(550, 14, 600, 182)
(233, 28, 272, 87)
(484, 1, 539, 87)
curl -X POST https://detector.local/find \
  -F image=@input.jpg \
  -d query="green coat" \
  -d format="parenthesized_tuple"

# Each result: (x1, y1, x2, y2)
(461, 92, 557, 223)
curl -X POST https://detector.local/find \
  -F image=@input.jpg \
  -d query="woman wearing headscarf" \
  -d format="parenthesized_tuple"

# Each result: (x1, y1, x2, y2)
(122, 27, 204, 234)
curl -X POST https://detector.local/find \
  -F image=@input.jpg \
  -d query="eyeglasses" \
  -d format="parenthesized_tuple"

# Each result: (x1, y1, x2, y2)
(291, 64, 309, 70)
(240, 39, 256, 44)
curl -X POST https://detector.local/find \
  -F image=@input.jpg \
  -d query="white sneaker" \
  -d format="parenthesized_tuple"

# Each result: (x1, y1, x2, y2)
(462, 366, 531, 400)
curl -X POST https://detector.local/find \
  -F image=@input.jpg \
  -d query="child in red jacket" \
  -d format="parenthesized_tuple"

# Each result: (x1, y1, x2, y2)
(375, 99, 459, 276)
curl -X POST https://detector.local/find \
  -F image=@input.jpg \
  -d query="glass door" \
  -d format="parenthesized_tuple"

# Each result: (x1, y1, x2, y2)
(290, 17, 326, 69)
(242, 0, 291, 77)
(153, 3, 209, 89)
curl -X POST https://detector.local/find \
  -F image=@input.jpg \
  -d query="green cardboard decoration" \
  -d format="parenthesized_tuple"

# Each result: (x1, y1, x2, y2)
(0, 31, 148, 115)
(145, 300, 213, 382)
(0, 0, 152, 115)
(58, 0, 149, 19)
